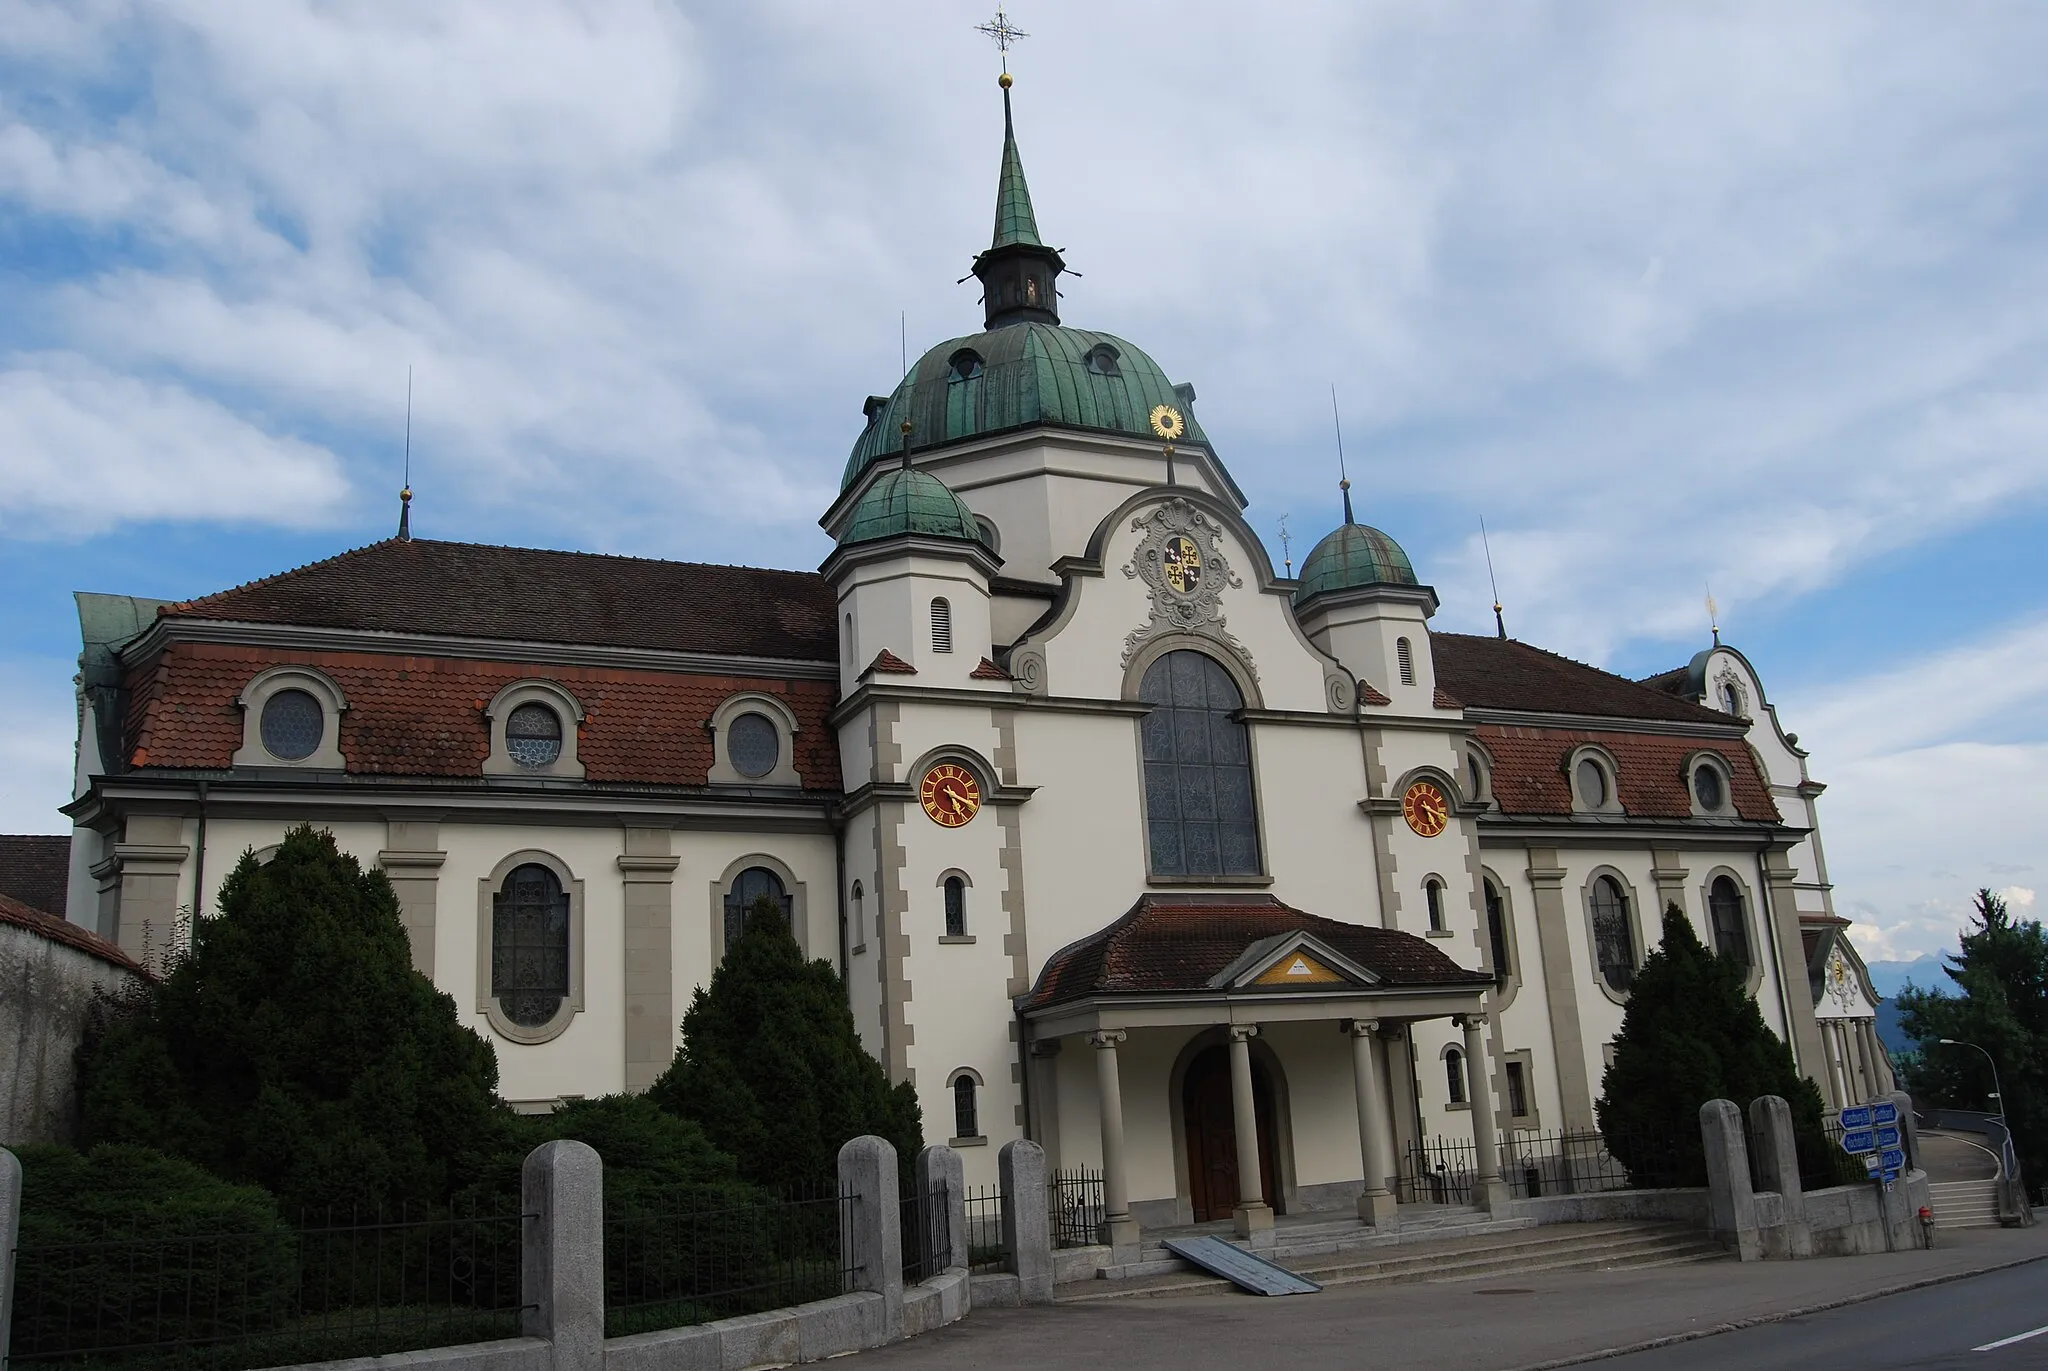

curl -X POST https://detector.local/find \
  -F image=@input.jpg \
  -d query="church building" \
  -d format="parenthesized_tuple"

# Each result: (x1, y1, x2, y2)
(59, 79, 1892, 1245)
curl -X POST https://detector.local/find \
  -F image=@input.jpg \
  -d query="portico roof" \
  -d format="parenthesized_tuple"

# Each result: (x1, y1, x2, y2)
(1020, 895, 1493, 1033)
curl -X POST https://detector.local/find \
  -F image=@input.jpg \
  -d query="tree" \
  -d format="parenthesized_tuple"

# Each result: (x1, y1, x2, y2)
(650, 896, 922, 1193)
(1598, 903, 1834, 1187)
(79, 824, 507, 1217)
(1898, 888, 2047, 1187)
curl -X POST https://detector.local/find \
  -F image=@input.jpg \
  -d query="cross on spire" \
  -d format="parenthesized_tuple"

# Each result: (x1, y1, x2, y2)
(975, 6, 1028, 73)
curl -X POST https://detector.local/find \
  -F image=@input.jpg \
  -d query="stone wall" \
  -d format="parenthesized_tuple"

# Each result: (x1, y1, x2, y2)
(0, 900, 146, 1146)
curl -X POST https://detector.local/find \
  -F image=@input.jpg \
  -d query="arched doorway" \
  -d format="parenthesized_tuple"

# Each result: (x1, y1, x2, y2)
(1182, 1045, 1281, 1222)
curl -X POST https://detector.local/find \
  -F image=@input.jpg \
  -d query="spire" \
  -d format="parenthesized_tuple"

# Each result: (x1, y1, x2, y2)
(397, 485, 412, 541)
(992, 80, 1042, 250)
(969, 73, 1064, 329)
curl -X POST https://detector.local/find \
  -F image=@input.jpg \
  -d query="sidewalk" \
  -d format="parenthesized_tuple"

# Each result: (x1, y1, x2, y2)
(846, 1226, 2048, 1371)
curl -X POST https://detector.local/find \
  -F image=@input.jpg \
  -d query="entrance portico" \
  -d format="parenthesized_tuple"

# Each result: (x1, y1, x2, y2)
(1020, 896, 1499, 1250)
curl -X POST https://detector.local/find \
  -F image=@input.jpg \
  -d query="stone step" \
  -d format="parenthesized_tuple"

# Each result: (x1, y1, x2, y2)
(1928, 1179, 2003, 1228)
(1307, 1226, 1717, 1286)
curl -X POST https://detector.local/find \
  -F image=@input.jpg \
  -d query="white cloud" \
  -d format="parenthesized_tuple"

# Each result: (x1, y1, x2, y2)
(0, 660, 76, 833)
(0, 356, 350, 536)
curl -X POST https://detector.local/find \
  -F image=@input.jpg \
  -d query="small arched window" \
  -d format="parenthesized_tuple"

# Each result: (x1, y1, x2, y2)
(1086, 344, 1121, 376)
(1424, 878, 1446, 933)
(931, 598, 953, 653)
(943, 876, 966, 938)
(850, 881, 865, 952)
(1709, 875, 1751, 970)
(1466, 750, 1485, 803)
(953, 1074, 979, 1139)
(1591, 875, 1636, 993)
(492, 863, 570, 1028)
(724, 866, 792, 952)
(506, 703, 564, 768)
(1397, 637, 1416, 686)
(1484, 878, 1511, 978)
(1693, 763, 1726, 812)
(1722, 682, 1743, 717)
(950, 349, 984, 381)
(1139, 651, 1261, 877)
(1445, 1047, 1467, 1105)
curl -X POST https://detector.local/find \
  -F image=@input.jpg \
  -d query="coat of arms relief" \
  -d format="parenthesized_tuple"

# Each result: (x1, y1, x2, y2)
(1121, 500, 1255, 677)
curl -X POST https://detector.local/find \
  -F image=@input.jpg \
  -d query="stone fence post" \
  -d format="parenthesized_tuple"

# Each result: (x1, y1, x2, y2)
(1700, 1099, 1762, 1261)
(838, 1135, 904, 1341)
(522, 1139, 605, 1371)
(999, 1139, 1053, 1303)
(1, 1147, 21, 1371)
(1748, 1095, 1811, 1258)
(914, 1144, 968, 1271)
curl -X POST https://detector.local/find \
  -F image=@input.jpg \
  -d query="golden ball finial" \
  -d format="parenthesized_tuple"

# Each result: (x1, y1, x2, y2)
(998, 71, 1012, 89)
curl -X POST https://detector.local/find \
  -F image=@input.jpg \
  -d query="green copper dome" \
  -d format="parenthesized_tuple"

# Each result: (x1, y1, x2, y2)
(840, 466, 987, 548)
(843, 325, 1206, 489)
(1293, 522, 1418, 604)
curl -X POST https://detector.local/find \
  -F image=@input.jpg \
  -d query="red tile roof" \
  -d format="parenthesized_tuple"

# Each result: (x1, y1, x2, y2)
(1434, 634, 1731, 725)
(1022, 894, 1491, 1012)
(969, 657, 1011, 681)
(122, 640, 839, 789)
(863, 649, 916, 676)
(1476, 723, 1779, 822)
(162, 539, 838, 661)
(0, 890, 147, 976)
(0, 835, 71, 921)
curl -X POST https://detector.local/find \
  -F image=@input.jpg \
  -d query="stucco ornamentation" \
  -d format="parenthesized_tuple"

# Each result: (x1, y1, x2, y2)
(1825, 948, 1859, 1013)
(1713, 665, 1748, 717)
(1120, 499, 1253, 675)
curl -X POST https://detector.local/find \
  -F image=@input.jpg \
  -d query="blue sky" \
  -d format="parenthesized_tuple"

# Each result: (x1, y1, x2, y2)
(3, 1, 2044, 959)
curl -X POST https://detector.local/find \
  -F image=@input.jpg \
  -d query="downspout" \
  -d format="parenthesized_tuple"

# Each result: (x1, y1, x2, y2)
(190, 779, 209, 923)
(1754, 844, 1800, 1073)
(833, 810, 849, 980)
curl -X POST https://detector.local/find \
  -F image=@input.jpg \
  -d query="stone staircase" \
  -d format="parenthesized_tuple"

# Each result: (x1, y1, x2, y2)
(1928, 1178, 2003, 1229)
(1059, 1217, 1726, 1301)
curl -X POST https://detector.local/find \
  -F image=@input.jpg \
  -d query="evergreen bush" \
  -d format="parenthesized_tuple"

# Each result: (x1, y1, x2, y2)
(1598, 903, 1835, 1187)
(79, 824, 507, 1218)
(650, 896, 922, 1194)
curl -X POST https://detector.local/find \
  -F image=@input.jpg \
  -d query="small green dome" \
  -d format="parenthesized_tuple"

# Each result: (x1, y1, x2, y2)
(1293, 523, 1418, 604)
(844, 324, 1205, 489)
(840, 466, 987, 548)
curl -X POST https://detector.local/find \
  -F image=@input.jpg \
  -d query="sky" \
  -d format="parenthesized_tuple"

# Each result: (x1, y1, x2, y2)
(2, 1, 2043, 962)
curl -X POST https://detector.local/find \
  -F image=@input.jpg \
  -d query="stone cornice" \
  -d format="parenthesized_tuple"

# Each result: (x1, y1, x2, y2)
(1462, 706, 1748, 740)
(123, 617, 840, 682)
(827, 683, 1148, 729)
(1475, 814, 1804, 848)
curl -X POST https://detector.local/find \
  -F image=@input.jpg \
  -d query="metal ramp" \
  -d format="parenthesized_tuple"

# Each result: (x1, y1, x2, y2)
(1160, 1236, 1322, 1295)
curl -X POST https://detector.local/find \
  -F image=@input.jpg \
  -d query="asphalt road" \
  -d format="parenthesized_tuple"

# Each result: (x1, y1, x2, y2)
(1596, 1260, 2048, 1369)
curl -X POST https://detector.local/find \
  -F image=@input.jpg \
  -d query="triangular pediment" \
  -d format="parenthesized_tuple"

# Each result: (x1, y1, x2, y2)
(1208, 931, 1383, 991)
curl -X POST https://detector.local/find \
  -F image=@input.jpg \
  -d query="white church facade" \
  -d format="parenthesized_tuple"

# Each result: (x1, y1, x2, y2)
(60, 82, 1891, 1244)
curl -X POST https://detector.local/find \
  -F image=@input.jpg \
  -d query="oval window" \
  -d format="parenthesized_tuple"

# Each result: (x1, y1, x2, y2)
(1575, 758, 1608, 809)
(506, 703, 564, 768)
(1694, 764, 1725, 811)
(728, 712, 780, 779)
(259, 689, 323, 761)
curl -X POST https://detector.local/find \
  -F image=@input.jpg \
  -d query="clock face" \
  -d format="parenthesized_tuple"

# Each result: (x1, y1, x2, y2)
(919, 763, 982, 828)
(1402, 780, 1450, 838)
(1163, 535, 1203, 594)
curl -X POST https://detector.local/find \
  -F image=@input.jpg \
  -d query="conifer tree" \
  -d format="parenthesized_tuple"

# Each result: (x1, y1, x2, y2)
(1598, 902, 1832, 1186)
(650, 896, 922, 1193)
(80, 824, 506, 1216)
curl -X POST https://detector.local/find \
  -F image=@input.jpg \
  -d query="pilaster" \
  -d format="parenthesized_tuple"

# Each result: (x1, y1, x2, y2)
(380, 818, 446, 978)
(618, 827, 680, 1092)
(1526, 848, 1596, 1131)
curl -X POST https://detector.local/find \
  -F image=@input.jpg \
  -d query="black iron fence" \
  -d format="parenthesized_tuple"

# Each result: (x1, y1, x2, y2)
(1048, 1168, 1104, 1249)
(8, 1200, 527, 1370)
(1397, 1126, 1696, 1205)
(1804, 1117, 1880, 1191)
(962, 1183, 1009, 1274)
(603, 1185, 856, 1339)
(898, 1183, 947, 1285)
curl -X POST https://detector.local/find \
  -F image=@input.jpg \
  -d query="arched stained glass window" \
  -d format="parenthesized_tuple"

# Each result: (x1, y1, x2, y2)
(944, 876, 966, 938)
(1139, 651, 1260, 877)
(1591, 875, 1636, 993)
(492, 863, 570, 1028)
(1445, 1047, 1467, 1105)
(724, 866, 792, 952)
(1484, 878, 1511, 979)
(506, 703, 563, 768)
(260, 689, 323, 761)
(1710, 875, 1751, 971)
(953, 1074, 979, 1139)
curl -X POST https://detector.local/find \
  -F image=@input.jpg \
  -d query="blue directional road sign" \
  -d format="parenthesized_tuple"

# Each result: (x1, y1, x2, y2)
(1876, 1125, 1902, 1150)
(1841, 1128, 1878, 1155)
(1880, 1148, 1907, 1171)
(1840, 1105, 1874, 1130)
(1871, 1101, 1900, 1127)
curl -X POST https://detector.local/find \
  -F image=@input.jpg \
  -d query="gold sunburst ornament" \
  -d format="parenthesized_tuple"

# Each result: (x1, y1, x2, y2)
(1149, 405, 1185, 442)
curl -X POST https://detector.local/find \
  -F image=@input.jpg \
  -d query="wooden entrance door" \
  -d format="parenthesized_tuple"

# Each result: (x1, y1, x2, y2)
(1182, 1045, 1281, 1222)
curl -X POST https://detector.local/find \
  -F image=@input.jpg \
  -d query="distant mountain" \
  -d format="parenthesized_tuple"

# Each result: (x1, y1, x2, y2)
(1865, 957, 1941, 1000)
(1875, 997, 1914, 1058)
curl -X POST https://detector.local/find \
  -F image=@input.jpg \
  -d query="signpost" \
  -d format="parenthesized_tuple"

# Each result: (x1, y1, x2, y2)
(1839, 1100, 1908, 1253)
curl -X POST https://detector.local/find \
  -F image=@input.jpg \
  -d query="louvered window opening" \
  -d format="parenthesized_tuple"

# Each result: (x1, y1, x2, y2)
(493, 863, 570, 1028)
(931, 598, 953, 653)
(1591, 876, 1636, 993)
(944, 877, 967, 938)
(1710, 875, 1751, 970)
(506, 702, 563, 768)
(1397, 637, 1415, 686)
(724, 867, 792, 952)
(1140, 651, 1261, 877)
(260, 689, 323, 761)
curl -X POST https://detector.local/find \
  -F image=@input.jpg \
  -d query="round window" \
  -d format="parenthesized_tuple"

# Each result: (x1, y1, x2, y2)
(259, 689, 323, 761)
(1575, 758, 1608, 809)
(506, 703, 563, 768)
(728, 712, 780, 779)
(1694, 764, 1725, 811)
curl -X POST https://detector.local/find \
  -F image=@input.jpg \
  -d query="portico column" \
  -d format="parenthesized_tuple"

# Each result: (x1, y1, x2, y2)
(1347, 1020, 1398, 1227)
(1090, 1030, 1139, 1256)
(1461, 1015, 1511, 1213)
(1227, 1025, 1275, 1238)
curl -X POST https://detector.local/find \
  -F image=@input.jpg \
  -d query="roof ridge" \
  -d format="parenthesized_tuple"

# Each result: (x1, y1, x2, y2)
(164, 537, 401, 616)
(1435, 631, 1727, 723)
